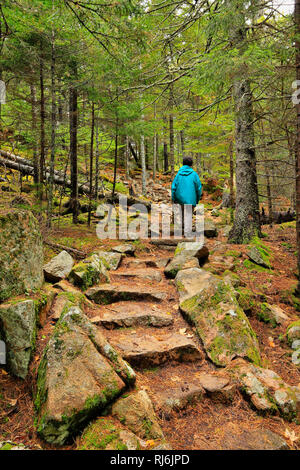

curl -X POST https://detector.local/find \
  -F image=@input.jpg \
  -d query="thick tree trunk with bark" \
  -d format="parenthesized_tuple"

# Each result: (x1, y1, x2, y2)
(229, 140, 235, 210)
(228, 75, 261, 243)
(47, 22, 56, 228)
(295, 0, 300, 295)
(39, 55, 46, 200)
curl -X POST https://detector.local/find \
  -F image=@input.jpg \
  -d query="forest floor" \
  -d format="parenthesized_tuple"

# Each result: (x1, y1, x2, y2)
(0, 171, 300, 450)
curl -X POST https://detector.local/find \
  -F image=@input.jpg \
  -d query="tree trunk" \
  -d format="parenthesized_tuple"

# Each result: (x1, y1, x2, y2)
(125, 135, 129, 179)
(88, 102, 95, 226)
(95, 120, 100, 201)
(112, 117, 118, 197)
(169, 113, 175, 177)
(180, 130, 185, 159)
(228, 19, 261, 244)
(47, 22, 56, 228)
(163, 116, 168, 172)
(30, 84, 39, 186)
(140, 134, 147, 195)
(229, 140, 235, 209)
(295, 0, 300, 295)
(39, 55, 46, 201)
(69, 70, 79, 224)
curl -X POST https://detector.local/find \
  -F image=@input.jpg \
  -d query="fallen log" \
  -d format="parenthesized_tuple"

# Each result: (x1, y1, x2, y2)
(260, 207, 296, 225)
(44, 241, 86, 260)
(0, 156, 92, 195)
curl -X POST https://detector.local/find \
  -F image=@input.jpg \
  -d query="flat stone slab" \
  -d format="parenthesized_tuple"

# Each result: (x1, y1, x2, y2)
(112, 244, 136, 255)
(124, 258, 170, 269)
(86, 285, 166, 304)
(90, 302, 173, 329)
(109, 332, 203, 368)
(157, 383, 205, 411)
(112, 269, 162, 283)
(197, 373, 230, 392)
(217, 423, 288, 450)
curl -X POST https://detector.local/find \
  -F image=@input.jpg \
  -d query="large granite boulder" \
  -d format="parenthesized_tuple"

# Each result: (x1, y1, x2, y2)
(35, 306, 135, 445)
(43, 251, 74, 283)
(0, 210, 43, 301)
(0, 299, 36, 379)
(177, 268, 261, 367)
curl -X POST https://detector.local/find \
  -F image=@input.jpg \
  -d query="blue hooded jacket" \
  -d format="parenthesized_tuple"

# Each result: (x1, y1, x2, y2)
(171, 165, 202, 206)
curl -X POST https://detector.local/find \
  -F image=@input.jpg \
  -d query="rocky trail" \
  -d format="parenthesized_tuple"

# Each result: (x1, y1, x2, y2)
(1, 205, 300, 451)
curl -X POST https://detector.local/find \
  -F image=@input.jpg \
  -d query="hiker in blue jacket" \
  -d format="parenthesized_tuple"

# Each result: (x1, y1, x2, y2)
(171, 157, 202, 236)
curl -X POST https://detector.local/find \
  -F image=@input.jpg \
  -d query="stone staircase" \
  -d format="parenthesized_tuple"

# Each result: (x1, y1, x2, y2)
(85, 245, 212, 412)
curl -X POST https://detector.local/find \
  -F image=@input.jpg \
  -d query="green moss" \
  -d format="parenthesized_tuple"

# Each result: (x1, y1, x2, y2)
(0, 443, 14, 450)
(142, 418, 153, 437)
(225, 250, 241, 258)
(243, 259, 272, 273)
(236, 287, 257, 312)
(180, 282, 261, 367)
(78, 418, 137, 450)
(257, 303, 277, 328)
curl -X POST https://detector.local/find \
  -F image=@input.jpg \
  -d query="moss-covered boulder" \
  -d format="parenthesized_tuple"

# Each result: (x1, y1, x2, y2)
(164, 242, 209, 279)
(49, 291, 85, 321)
(177, 269, 261, 367)
(257, 303, 289, 327)
(0, 441, 29, 450)
(247, 237, 272, 269)
(228, 360, 300, 421)
(0, 299, 36, 379)
(111, 391, 164, 440)
(78, 417, 144, 450)
(0, 210, 43, 301)
(69, 254, 109, 290)
(35, 306, 135, 445)
(97, 251, 122, 271)
(287, 320, 300, 344)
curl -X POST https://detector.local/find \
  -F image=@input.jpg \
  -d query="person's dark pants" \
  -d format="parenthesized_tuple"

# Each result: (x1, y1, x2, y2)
(175, 204, 194, 237)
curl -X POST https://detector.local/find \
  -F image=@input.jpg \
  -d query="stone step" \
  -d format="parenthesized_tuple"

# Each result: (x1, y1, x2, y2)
(150, 238, 195, 246)
(156, 383, 205, 412)
(153, 371, 234, 413)
(108, 331, 204, 368)
(123, 258, 170, 269)
(86, 285, 167, 304)
(90, 302, 173, 329)
(111, 269, 162, 283)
